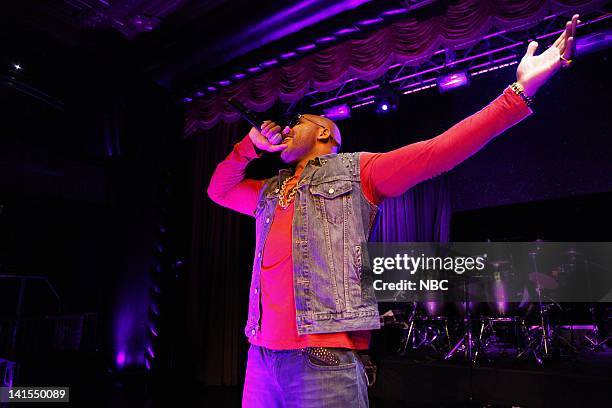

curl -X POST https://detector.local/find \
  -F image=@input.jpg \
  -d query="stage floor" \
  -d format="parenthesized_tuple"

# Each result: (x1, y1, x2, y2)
(371, 350, 612, 407)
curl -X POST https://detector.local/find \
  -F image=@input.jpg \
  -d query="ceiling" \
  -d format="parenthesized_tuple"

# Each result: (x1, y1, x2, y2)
(3, 0, 443, 94)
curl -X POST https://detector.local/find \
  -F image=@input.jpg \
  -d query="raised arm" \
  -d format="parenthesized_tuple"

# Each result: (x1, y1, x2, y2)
(360, 87, 531, 204)
(207, 134, 265, 216)
(207, 121, 288, 216)
(360, 14, 579, 205)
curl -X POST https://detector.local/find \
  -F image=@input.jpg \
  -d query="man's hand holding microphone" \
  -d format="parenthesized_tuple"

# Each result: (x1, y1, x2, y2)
(249, 121, 290, 153)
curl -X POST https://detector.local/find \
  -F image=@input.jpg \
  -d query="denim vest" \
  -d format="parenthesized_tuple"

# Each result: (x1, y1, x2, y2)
(245, 152, 381, 339)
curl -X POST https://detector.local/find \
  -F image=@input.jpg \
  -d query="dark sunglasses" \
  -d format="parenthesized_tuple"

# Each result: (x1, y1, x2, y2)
(288, 113, 327, 130)
(286, 114, 339, 147)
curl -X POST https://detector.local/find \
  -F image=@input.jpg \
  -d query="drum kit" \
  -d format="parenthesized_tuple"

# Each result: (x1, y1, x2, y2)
(381, 244, 611, 365)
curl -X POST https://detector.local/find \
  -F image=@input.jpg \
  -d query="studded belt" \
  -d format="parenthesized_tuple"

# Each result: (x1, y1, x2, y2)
(301, 347, 341, 366)
(302, 347, 378, 387)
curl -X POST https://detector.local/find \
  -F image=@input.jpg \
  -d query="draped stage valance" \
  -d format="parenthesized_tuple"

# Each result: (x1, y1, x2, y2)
(185, 0, 603, 134)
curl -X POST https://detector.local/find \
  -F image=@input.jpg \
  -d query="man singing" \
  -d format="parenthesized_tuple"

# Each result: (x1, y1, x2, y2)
(207, 15, 579, 408)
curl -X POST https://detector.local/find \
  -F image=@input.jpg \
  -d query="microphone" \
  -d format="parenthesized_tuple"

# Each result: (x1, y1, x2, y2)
(227, 98, 265, 132)
(228, 98, 288, 157)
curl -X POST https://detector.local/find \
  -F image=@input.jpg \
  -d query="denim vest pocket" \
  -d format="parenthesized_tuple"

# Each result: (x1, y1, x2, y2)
(309, 179, 352, 198)
(309, 179, 352, 225)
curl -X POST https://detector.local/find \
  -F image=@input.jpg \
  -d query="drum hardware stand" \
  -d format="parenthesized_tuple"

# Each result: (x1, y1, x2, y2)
(444, 277, 484, 364)
(398, 303, 450, 355)
(585, 303, 611, 351)
(398, 302, 418, 354)
(517, 248, 553, 364)
(516, 303, 551, 365)
(517, 282, 578, 363)
(474, 316, 524, 362)
(581, 257, 611, 351)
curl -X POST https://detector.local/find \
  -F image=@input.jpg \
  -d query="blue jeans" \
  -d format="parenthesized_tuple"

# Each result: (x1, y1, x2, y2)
(242, 345, 369, 407)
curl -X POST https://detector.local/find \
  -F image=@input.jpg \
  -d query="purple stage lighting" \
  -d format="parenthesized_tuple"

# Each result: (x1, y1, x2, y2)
(260, 59, 279, 68)
(212, 0, 373, 68)
(494, 280, 507, 315)
(575, 29, 612, 57)
(150, 303, 160, 316)
(334, 27, 360, 36)
(296, 43, 317, 52)
(280, 51, 298, 60)
(316, 36, 337, 44)
(437, 71, 469, 93)
(381, 8, 409, 17)
(218, 80, 231, 86)
(376, 98, 396, 114)
(116, 350, 126, 367)
(356, 17, 384, 26)
(207, 86, 217, 92)
(323, 104, 351, 121)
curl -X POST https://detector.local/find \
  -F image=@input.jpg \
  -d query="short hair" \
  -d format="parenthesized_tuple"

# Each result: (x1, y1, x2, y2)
(307, 114, 342, 151)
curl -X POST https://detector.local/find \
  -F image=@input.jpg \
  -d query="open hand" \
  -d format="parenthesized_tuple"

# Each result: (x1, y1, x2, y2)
(516, 14, 579, 96)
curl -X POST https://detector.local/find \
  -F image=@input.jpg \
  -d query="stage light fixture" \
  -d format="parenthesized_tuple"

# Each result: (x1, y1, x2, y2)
(280, 51, 298, 60)
(437, 71, 470, 93)
(381, 8, 409, 17)
(376, 98, 397, 115)
(150, 303, 160, 316)
(323, 104, 351, 121)
(296, 43, 317, 52)
(357, 17, 384, 27)
(375, 83, 399, 115)
(334, 27, 360, 36)
(316, 36, 337, 44)
(260, 59, 279, 68)
(13, 63, 22, 71)
(374, 84, 398, 115)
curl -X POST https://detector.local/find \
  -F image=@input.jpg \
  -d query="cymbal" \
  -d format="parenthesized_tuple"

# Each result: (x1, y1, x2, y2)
(528, 272, 558, 290)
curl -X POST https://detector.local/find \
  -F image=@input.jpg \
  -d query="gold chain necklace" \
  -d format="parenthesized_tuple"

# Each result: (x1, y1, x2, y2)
(278, 175, 298, 209)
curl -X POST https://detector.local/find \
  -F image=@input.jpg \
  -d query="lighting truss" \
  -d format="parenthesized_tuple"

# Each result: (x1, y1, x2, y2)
(300, 11, 611, 112)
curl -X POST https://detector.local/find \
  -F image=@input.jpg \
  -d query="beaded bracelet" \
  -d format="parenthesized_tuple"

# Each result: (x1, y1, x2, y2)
(510, 82, 534, 107)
